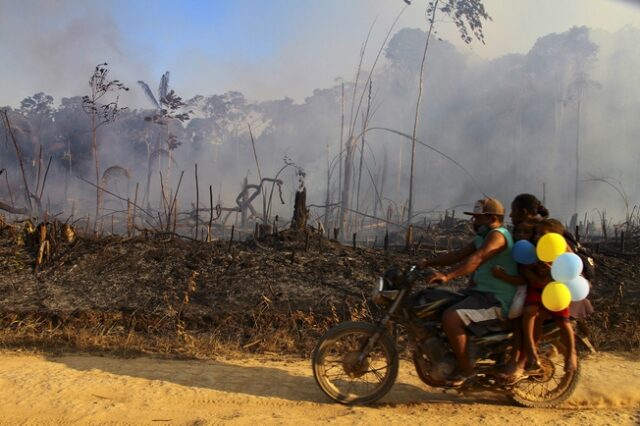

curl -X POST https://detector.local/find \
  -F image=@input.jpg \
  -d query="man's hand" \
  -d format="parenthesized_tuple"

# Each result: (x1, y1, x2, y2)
(426, 271, 448, 285)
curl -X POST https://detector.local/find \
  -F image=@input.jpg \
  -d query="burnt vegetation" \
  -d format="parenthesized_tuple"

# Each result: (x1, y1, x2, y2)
(1, 5, 640, 357)
(0, 214, 638, 357)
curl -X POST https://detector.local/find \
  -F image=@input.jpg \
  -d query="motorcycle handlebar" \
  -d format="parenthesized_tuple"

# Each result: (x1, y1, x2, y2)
(412, 266, 445, 286)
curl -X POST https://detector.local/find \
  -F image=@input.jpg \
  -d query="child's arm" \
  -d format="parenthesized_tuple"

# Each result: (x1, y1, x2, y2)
(492, 265, 527, 286)
(522, 263, 552, 290)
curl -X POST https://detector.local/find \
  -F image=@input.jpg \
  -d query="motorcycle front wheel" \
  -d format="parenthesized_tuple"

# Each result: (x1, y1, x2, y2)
(312, 321, 399, 405)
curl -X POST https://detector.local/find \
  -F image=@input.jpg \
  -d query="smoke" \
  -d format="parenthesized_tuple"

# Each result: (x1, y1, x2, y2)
(2, 23, 640, 234)
(0, 1, 152, 110)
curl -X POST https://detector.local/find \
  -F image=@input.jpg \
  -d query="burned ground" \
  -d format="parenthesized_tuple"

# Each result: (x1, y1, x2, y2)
(0, 220, 638, 357)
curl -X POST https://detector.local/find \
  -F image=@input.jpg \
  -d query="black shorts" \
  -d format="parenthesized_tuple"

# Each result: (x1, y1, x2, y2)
(449, 289, 506, 337)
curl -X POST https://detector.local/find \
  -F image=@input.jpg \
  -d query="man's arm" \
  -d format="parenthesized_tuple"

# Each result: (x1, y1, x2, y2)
(419, 242, 476, 269)
(492, 265, 527, 286)
(434, 230, 508, 283)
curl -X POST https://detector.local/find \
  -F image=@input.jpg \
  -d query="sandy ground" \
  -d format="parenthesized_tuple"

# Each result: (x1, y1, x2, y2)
(0, 351, 638, 426)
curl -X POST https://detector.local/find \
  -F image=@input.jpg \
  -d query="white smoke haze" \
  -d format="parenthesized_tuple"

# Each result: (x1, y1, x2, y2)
(1, 1, 640, 237)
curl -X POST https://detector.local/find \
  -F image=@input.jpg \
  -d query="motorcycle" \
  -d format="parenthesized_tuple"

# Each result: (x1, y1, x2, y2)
(312, 266, 593, 407)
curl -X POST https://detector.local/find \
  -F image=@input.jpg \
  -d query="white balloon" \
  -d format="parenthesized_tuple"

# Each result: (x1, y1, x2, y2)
(566, 275, 590, 301)
(551, 252, 583, 283)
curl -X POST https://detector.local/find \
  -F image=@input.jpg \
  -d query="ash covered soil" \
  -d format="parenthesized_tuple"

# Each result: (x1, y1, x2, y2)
(0, 221, 638, 355)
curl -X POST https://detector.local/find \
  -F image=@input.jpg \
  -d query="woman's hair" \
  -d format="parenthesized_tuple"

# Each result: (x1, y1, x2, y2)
(513, 193, 549, 218)
(538, 218, 565, 234)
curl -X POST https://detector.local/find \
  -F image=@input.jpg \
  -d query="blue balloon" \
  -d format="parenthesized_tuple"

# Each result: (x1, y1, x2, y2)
(551, 253, 583, 282)
(566, 275, 590, 301)
(512, 240, 537, 264)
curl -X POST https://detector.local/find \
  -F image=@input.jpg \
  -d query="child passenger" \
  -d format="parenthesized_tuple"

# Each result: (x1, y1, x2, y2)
(522, 218, 578, 372)
(493, 218, 578, 379)
(491, 220, 537, 381)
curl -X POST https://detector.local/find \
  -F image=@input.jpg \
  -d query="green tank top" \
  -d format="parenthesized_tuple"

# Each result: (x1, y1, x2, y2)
(472, 226, 518, 317)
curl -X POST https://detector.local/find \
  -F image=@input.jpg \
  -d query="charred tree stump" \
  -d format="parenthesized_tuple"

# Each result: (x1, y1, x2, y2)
(241, 177, 249, 229)
(405, 225, 413, 251)
(290, 188, 308, 231)
(228, 225, 235, 252)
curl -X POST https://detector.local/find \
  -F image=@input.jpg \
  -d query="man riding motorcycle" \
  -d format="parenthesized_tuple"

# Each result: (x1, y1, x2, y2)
(419, 197, 518, 387)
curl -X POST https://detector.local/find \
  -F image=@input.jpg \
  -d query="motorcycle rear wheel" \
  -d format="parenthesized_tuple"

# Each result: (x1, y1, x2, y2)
(312, 321, 399, 405)
(509, 338, 580, 408)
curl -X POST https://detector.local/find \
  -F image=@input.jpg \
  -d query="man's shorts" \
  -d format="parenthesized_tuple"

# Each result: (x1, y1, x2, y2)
(450, 289, 506, 336)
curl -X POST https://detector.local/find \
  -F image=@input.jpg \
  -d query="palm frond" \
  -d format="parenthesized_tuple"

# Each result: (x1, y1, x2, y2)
(137, 80, 160, 109)
(101, 166, 131, 186)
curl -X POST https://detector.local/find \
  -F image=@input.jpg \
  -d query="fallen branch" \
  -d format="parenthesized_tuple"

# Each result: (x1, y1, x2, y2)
(0, 200, 28, 215)
(76, 175, 158, 225)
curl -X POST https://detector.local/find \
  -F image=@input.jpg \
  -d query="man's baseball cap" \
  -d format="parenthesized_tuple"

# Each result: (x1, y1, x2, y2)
(463, 197, 505, 216)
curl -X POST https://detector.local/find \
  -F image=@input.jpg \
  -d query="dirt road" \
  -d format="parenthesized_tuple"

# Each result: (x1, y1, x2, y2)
(0, 351, 638, 425)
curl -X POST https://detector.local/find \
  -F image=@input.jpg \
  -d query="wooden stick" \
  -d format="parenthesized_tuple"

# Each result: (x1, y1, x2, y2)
(194, 163, 199, 240)
(172, 199, 178, 235)
(4, 171, 14, 207)
(228, 225, 235, 252)
(208, 185, 213, 242)
(132, 183, 139, 235)
(38, 156, 52, 201)
(159, 171, 169, 231)
(127, 198, 131, 237)
(35, 145, 43, 198)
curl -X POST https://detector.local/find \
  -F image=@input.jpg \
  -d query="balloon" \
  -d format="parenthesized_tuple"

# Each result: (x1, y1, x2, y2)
(536, 233, 566, 262)
(551, 252, 583, 282)
(541, 281, 572, 312)
(566, 275, 590, 301)
(512, 240, 537, 264)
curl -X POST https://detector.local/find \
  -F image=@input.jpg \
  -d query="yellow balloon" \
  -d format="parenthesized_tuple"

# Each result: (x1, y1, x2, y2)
(536, 232, 566, 262)
(541, 282, 572, 312)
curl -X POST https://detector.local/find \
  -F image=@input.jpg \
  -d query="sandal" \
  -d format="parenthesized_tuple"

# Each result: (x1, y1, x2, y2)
(444, 371, 476, 388)
(524, 360, 544, 376)
(498, 368, 527, 385)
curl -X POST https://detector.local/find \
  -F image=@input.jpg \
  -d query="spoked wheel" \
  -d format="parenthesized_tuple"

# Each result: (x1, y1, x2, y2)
(510, 338, 580, 408)
(312, 321, 399, 405)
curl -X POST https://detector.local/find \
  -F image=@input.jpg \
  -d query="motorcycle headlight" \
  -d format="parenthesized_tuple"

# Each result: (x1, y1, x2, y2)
(371, 276, 385, 302)
(371, 276, 399, 305)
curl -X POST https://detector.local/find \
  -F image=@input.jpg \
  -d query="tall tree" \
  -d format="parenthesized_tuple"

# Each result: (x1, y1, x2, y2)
(82, 63, 129, 232)
(406, 0, 490, 224)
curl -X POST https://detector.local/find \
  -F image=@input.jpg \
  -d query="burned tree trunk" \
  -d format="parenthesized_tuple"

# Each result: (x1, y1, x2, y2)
(338, 136, 355, 238)
(291, 187, 308, 231)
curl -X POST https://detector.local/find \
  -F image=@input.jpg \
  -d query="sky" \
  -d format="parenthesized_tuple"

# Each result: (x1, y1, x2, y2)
(1, 0, 640, 108)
